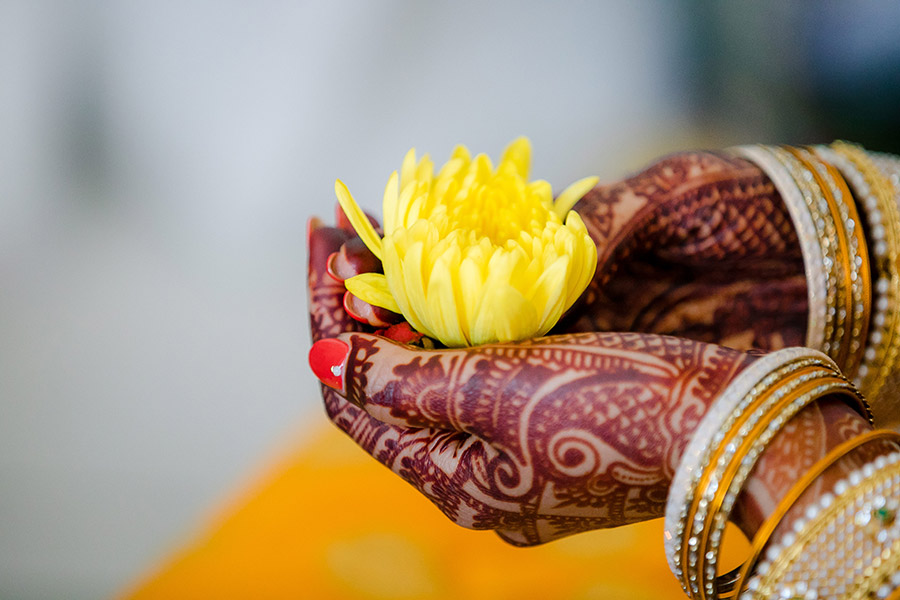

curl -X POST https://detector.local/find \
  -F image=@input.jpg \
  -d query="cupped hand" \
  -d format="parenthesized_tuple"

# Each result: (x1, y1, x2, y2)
(329, 151, 809, 352)
(309, 218, 756, 545)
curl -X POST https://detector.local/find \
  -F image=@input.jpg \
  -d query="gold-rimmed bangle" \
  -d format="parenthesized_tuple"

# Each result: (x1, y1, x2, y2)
(687, 364, 831, 594)
(698, 376, 864, 599)
(787, 145, 871, 376)
(732, 429, 900, 596)
(769, 146, 846, 361)
(817, 152, 872, 376)
(679, 365, 870, 599)
(783, 146, 855, 368)
(821, 142, 900, 429)
(666, 349, 836, 599)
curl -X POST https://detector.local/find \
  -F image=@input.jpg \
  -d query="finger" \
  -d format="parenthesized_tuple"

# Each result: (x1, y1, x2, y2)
(309, 332, 468, 433)
(307, 218, 362, 342)
(343, 290, 403, 328)
(326, 236, 382, 282)
(310, 330, 653, 438)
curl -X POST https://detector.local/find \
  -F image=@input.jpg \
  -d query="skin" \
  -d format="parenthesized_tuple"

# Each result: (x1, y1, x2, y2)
(308, 151, 896, 551)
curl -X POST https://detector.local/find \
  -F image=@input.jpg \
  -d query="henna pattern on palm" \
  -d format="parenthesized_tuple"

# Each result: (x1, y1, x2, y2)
(345, 333, 752, 545)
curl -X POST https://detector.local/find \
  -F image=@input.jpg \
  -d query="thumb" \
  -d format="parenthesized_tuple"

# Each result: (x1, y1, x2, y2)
(308, 332, 467, 432)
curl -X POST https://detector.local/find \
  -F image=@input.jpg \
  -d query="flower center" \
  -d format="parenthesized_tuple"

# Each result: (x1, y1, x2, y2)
(434, 179, 556, 246)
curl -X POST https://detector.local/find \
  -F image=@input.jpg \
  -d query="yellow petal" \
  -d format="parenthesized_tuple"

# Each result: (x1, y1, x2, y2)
(553, 176, 599, 219)
(471, 282, 538, 345)
(395, 183, 415, 229)
(382, 171, 399, 234)
(563, 212, 597, 307)
(344, 272, 401, 313)
(458, 256, 483, 341)
(382, 239, 429, 336)
(334, 180, 383, 261)
(501, 136, 531, 179)
(424, 246, 468, 347)
(400, 148, 417, 191)
(529, 256, 569, 336)
(400, 239, 436, 339)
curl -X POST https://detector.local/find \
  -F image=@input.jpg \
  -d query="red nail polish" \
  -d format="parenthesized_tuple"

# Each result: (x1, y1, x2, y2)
(343, 291, 369, 324)
(326, 252, 345, 283)
(309, 338, 349, 392)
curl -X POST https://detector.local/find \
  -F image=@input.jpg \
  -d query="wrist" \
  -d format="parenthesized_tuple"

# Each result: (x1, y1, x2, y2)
(663, 347, 873, 599)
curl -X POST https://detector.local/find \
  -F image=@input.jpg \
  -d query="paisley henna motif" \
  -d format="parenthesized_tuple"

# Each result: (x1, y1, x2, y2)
(327, 325, 752, 544)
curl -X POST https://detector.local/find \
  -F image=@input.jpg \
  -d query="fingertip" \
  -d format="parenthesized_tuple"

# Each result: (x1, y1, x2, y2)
(343, 291, 370, 324)
(306, 216, 323, 246)
(309, 338, 350, 394)
(326, 252, 345, 283)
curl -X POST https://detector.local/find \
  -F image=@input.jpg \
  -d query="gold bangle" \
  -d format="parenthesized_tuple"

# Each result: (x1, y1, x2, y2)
(681, 366, 869, 599)
(769, 146, 846, 362)
(823, 142, 900, 429)
(700, 377, 864, 598)
(788, 146, 871, 377)
(733, 429, 900, 596)
(679, 361, 831, 597)
(665, 349, 833, 598)
(819, 153, 872, 377)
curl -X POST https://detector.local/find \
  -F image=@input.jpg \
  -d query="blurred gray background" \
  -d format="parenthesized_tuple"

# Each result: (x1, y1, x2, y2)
(1, 1, 898, 598)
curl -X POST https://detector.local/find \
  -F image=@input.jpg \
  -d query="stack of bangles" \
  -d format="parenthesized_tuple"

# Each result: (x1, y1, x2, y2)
(664, 142, 900, 599)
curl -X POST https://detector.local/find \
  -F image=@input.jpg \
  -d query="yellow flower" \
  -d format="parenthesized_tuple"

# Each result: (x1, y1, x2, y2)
(334, 137, 598, 347)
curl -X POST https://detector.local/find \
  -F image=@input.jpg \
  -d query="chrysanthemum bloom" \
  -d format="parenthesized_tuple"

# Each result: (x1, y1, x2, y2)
(334, 137, 598, 347)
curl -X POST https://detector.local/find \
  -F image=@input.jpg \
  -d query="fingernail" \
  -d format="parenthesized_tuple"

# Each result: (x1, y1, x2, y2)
(326, 252, 345, 283)
(342, 291, 369, 324)
(307, 217, 323, 245)
(309, 338, 350, 392)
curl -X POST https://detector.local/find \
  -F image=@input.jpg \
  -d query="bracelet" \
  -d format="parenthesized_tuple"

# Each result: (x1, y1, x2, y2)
(664, 348, 873, 600)
(728, 146, 828, 352)
(731, 429, 900, 597)
(816, 143, 900, 429)
(767, 146, 845, 365)
(731, 144, 876, 380)
(744, 448, 900, 600)
(787, 146, 871, 377)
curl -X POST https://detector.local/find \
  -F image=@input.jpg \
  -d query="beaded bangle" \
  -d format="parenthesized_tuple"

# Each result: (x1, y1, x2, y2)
(729, 146, 828, 352)
(731, 430, 900, 596)
(664, 348, 873, 600)
(787, 146, 871, 377)
(744, 449, 900, 600)
(665, 349, 828, 589)
(817, 143, 900, 429)
(768, 146, 846, 363)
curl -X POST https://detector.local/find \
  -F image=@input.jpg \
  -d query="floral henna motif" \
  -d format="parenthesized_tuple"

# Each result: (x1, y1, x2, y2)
(333, 331, 753, 544)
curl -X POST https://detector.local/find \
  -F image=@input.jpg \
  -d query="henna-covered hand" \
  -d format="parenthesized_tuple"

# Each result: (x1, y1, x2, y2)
(331, 151, 809, 352)
(310, 219, 757, 545)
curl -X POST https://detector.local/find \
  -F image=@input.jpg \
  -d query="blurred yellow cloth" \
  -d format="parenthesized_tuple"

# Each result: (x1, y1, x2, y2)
(123, 423, 749, 600)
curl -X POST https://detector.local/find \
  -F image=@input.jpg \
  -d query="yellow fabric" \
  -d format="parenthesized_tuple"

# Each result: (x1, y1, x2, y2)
(122, 423, 749, 599)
